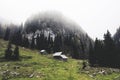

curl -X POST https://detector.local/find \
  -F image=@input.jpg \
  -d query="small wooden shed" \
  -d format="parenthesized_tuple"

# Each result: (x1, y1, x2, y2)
(40, 50, 47, 55)
(53, 52, 68, 61)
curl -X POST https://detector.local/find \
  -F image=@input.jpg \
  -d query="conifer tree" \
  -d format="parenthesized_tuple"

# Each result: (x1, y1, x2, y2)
(89, 40, 94, 66)
(47, 33, 53, 53)
(30, 34, 35, 49)
(13, 46, 19, 60)
(4, 27, 10, 41)
(103, 30, 116, 66)
(53, 34, 62, 52)
(22, 35, 29, 48)
(11, 28, 22, 45)
(36, 34, 40, 49)
(5, 42, 12, 60)
(0, 25, 4, 38)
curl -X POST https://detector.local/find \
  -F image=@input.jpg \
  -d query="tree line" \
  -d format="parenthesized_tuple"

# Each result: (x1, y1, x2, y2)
(5, 42, 19, 60)
(0, 23, 90, 59)
(89, 30, 120, 68)
(1, 23, 120, 68)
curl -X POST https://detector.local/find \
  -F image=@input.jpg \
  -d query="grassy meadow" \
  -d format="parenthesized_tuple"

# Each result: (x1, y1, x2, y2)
(0, 39, 120, 80)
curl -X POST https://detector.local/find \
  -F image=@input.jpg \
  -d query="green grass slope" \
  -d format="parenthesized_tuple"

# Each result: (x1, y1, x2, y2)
(0, 39, 120, 80)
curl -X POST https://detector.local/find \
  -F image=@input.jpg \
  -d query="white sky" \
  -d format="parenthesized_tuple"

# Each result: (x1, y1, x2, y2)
(0, 0, 120, 39)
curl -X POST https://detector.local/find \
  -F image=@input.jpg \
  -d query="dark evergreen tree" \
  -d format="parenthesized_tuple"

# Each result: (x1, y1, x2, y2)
(89, 30, 120, 68)
(113, 27, 120, 46)
(36, 34, 40, 49)
(88, 40, 94, 66)
(47, 33, 54, 53)
(71, 35, 81, 59)
(5, 42, 13, 60)
(39, 32, 47, 50)
(44, 37, 48, 50)
(0, 25, 5, 38)
(4, 27, 10, 41)
(11, 27, 22, 45)
(53, 34, 62, 52)
(13, 46, 19, 60)
(113, 27, 120, 67)
(30, 34, 35, 49)
(103, 30, 116, 66)
(72, 42, 80, 59)
(63, 34, 73, 55)
(22, 35, 29, 48)
(94, 38, 104, 65)
(79, 39, 87, 59)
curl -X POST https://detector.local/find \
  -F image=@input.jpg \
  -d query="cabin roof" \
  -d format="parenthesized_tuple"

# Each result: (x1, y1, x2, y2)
(40, 50, 46, 53)
(60, 55, 68, 59)
(53, 52, 62, 56)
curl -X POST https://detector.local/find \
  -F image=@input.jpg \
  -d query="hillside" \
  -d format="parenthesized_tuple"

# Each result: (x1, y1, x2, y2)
(0, 12, 92, 59)
(22, 12, 92, 59)
(0, 39, 120, 80)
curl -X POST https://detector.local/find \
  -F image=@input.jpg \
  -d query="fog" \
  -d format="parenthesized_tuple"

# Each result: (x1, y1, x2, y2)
(25, 11, 85, 34)
(0, 0, 120, 39)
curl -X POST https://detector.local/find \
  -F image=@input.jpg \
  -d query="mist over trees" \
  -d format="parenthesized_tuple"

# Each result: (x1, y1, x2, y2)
(23, 12, 92, 59)
(0, 12, 92, 59)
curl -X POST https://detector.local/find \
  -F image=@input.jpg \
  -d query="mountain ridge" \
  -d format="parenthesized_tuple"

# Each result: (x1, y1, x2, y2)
(23, 11, 92, 59)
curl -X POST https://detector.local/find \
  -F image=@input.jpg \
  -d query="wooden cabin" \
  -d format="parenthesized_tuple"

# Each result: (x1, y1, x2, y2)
(53, 52, 68, 61)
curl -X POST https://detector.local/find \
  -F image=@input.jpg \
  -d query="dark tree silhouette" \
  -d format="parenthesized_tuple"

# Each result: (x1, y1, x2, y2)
(4, 27, 10, 41)
(0, 25, 5, 38)
(103, 30, 116, 66)
(47, 33, 54, 53)
(113, 27, 120, 67)
(36, 34, 40, 49)
(89, 30, 120, 68)
(5, 42, 13, 60)
(72, 36, 81, 59)
(13, 46, 19, 60)
(88, 40, 94, 66)
(53, 34, 63, 52)
(11, 27, 22, 45)
(30, 34, 35, 49)
(22, 34, 29, 48)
